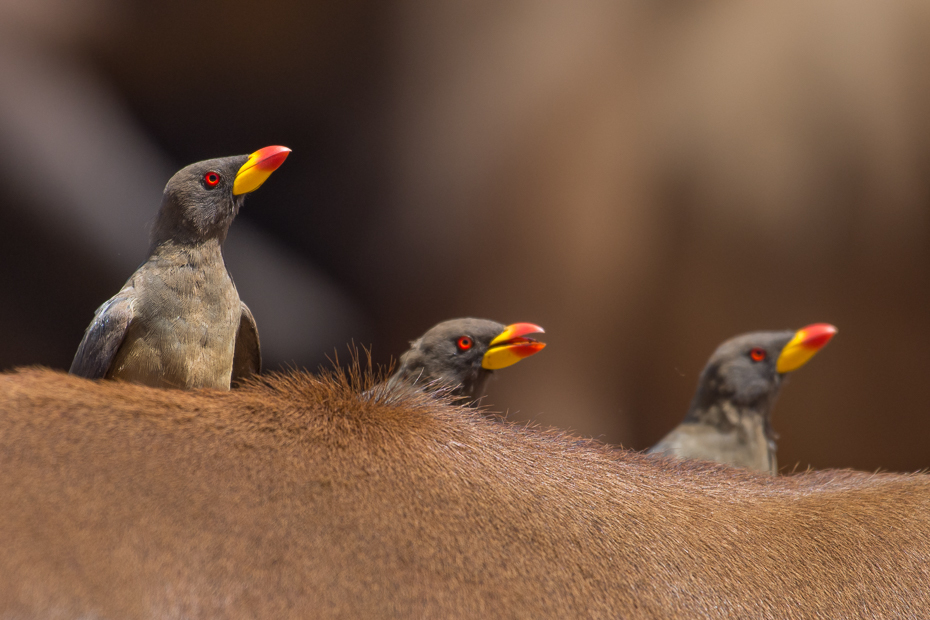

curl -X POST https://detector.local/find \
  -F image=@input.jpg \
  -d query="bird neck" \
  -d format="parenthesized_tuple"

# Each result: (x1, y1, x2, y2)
(149, 196, 233, 248)
(456, 370, 491, 406)
(148, 237, 225, 266)
(684, 400, 777, 444)
(150, 223, 229, 248)
(386, 361, 490, 407)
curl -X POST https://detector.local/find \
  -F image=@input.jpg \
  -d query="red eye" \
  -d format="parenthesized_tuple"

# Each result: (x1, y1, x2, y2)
(750, 348, 767, 362)
(456, 336, 473, 351)
(203, 171, 221, 187)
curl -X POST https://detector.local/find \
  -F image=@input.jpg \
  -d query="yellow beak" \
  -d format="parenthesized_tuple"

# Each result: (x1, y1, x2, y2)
(481, 323, 546, 370)
(776, 323, 838, 373)
(233, 145, 291, 196)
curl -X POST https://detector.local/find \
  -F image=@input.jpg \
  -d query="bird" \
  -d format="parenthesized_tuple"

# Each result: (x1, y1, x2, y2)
(69, 146, 290, 390)
(648, 323, 837, 474)
(384, 318, 546, 404)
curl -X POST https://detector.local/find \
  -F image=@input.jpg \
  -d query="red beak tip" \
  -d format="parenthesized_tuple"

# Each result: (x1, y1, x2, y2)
(801, 323, 838, 349)
(515, 341, 546, 358)
(261, 145, 291, 154)
(804, 322, 837, 332)
(511, 322, 545, 337)
(253, 147, 290, 172)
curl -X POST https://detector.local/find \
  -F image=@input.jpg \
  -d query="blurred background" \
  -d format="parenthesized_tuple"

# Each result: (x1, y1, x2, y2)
(1, 0, 928, 472)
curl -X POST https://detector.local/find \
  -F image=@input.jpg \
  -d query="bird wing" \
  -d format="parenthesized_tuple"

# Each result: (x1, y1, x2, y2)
(69, 293, 135, 379)
(231, 301, 261, 386)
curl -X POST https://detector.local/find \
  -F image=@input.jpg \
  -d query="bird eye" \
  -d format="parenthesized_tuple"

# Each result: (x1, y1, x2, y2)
(203, 171, 221, 188)
(750, 348, 767, 362)
(456, 336, 473, 351)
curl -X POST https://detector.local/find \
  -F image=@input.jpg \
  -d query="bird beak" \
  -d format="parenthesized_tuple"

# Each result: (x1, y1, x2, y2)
(482, 323, 546, 370)
(776, 323, 837, 373)
(233, 145, 291, 195)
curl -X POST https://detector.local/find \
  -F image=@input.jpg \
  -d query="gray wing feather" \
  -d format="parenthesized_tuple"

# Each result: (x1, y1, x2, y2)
(231, 301, 261, 386)
(69, 294, 134, 379)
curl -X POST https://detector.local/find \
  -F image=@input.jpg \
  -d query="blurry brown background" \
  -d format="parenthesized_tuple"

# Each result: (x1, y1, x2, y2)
(1, 0, 927, 472)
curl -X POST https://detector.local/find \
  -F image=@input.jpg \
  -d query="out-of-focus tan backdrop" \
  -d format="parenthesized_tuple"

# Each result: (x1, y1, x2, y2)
(1, 0, 927, 471)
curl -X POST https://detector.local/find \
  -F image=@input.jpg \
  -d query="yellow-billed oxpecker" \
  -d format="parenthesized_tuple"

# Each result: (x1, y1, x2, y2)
(649, 323, 837, 474)
(70, 146, 290, 389)
(386, 318, 546, 404)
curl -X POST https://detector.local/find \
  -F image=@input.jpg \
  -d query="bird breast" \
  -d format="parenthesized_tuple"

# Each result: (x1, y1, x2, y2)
(108, 248, 241, 390)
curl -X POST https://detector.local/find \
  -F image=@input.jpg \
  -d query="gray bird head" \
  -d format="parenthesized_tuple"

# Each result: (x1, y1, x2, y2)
(388, 318, 546, 404)
(152, 146, 290, 246)
(688, 324, 837, 416)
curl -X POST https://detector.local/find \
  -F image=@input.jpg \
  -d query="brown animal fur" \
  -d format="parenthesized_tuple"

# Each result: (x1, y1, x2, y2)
(0, 367, 928, 618)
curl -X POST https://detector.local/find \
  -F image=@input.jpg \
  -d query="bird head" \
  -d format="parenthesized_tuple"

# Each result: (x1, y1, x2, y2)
(153, 146, 290, 245)
(691, 323, 837, 412)
(391, 318, 546, 404)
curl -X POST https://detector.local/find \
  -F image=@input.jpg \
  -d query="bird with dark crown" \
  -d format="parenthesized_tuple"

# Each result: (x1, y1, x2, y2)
(384, 318, 546, 405)
(70, 146, 290, 390)
(649, 323, 837, 473)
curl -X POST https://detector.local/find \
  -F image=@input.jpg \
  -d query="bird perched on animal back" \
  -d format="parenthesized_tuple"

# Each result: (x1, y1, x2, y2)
(385, 318, 546, 404)
(69, 146, 290, 390)
(648, 323, 837, 474)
